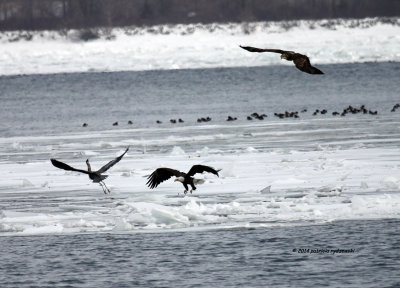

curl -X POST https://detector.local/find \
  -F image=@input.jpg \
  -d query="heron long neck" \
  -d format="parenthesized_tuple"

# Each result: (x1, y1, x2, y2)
(86, 160, 92, 172)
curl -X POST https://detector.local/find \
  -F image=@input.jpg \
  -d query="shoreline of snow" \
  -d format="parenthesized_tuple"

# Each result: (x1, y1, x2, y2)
(1, 17, 399, 76)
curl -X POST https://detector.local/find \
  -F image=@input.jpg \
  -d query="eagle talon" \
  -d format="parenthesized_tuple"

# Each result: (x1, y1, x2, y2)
(190, 189, 193, 194)
(184, 190, 188, 195)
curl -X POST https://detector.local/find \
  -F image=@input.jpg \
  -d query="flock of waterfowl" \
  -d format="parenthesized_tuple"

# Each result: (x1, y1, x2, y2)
(55, 46, 398, 195)
(81, 103, 399, 127)
(58, 102, 400, 194)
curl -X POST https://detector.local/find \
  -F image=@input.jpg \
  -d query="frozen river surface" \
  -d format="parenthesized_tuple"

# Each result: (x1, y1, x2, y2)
(0, 18, 400, 286)
(1, 63, 399, 236)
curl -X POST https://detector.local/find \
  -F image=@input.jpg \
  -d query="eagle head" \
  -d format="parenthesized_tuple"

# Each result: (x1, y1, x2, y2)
(280, 54, 288, 60)
(174, 176, 185, 183)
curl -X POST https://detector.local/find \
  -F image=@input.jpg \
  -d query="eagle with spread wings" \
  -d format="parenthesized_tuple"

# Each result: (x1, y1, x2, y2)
(146, 165, 219, 194)
(240, 45, 324, 74)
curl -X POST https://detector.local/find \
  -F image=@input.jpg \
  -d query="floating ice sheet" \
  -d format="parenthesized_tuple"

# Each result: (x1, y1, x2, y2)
(1, 119, 399, 236)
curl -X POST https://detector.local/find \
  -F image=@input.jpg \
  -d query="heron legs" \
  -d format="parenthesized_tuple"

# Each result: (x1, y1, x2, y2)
(100, 181, 111, 194)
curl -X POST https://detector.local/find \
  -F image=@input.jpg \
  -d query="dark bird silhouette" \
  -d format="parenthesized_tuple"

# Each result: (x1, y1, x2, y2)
(240, 45, 324, 74)
(51, 147, 129, 194)
(197, 117, 212, 123)
(226, 116, 237, 121)
(146, 165, 219, 194)
(250, 112, 267, 120)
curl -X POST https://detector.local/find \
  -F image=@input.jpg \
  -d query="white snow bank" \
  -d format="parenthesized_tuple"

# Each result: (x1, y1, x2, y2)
(1, 18, 399, 76)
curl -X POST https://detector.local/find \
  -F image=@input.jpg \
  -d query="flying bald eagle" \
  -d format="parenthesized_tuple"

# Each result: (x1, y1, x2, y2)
(146, 165, 220, 194)
(240, 45, 324, 74)
(51, 146, 129, 194)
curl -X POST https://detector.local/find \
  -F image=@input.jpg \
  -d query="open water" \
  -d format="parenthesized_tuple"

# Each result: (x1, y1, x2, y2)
(1, 62, 399, 138)
(0, 219, 399, 287)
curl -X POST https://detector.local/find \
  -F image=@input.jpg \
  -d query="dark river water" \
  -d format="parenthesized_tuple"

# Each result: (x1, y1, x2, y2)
(1, 62, 399, 137)
(0, 219, 399, 288)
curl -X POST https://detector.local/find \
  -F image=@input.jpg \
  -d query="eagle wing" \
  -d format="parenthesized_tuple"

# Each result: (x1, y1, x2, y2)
(97, 146, 129, 174)
(240, 46, 286, 54)
(293, 55, 324, 74)
(51, 159, 89, 174)
(187, 165, 220, 177)
(146, 168, 183, 189)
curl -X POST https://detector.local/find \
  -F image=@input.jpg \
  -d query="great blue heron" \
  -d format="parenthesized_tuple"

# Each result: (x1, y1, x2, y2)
(240, 45, 324, 74)
(146, 165, 220, 194)
(51, 147, 129, 194)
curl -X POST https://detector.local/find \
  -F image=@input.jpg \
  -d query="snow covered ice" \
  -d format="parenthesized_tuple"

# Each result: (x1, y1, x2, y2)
(1, 117, 399, 235)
